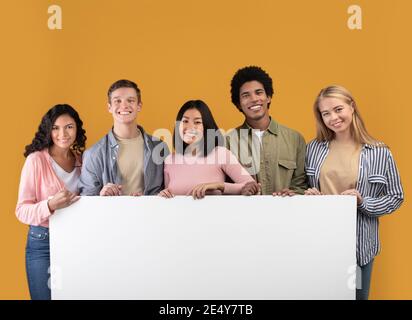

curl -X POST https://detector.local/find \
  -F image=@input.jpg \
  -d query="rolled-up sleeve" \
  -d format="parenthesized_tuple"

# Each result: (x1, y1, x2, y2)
(358, 149, 404, 217)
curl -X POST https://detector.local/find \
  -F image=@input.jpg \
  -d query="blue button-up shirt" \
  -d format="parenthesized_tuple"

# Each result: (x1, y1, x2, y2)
(79, 126, 169, 196)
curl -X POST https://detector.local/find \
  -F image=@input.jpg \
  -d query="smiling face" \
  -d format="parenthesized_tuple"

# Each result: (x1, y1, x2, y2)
(178, 108, 204, 145)
(108, 87, 141, 125)
(238, 80, 271, 122)
(51, 114, 77, 150)
(318, 97, 354, 136)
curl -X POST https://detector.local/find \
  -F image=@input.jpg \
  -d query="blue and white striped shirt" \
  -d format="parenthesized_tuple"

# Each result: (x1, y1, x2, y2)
(305, 139, 404, 266)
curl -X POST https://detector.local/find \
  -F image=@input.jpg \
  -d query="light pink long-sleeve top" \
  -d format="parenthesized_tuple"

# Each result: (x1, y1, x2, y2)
(15, 149, 81, 227)
(164, 146, 254, 195)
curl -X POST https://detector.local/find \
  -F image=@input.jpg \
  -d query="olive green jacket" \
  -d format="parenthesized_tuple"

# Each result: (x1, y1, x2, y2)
(225, 118, 307, 195)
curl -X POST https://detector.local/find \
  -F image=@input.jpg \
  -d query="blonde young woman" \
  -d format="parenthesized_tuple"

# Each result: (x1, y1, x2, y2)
(305, 86, 404, 300)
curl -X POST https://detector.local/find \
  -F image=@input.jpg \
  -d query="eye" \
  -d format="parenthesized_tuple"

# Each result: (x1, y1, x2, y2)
(195, 121, 203, 125)
(182, 119, 188, 123)
(52, 126, 58, 130)
(67, 125, 74, 129)
(336, 107, 343, 112)
(321, 112, 329, 117)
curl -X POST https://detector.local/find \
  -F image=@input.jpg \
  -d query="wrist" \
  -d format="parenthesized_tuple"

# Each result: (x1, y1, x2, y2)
(47, 199, 55, 212)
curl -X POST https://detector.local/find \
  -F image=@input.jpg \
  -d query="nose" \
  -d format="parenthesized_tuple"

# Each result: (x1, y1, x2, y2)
(250, 93, 259, 102)
(185, 123, 195, 131)
(60, 128, 69, 137)
(330, 112, 338, 121)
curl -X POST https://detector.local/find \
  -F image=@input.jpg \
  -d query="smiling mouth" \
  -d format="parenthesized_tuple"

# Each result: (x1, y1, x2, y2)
(331, 121, 343, 127)
(184, 132, 198, 139)
(118, 111, 132, 115)
(249, 105, 262, 111)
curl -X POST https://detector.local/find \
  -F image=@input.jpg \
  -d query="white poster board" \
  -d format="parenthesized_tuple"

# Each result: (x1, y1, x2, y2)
(49, 196, 356, 300)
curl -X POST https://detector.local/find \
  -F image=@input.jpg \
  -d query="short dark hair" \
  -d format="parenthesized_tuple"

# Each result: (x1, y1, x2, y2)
(107, 79, 141, 103)
(173, 100, 224, 156)
(230, 66, 274, 110)
(24, 104, 87, 157)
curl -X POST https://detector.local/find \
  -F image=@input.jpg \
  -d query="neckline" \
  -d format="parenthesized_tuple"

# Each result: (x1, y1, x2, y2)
(50, 156, 77, 174)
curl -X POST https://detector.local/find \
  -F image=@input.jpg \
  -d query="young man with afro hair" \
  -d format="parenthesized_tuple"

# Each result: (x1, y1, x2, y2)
(226, 66, 307, 196)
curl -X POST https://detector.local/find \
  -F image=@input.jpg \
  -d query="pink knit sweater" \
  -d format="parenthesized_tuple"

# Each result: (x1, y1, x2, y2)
(16, 149, 81, 227)
(164, 146, 254, 195)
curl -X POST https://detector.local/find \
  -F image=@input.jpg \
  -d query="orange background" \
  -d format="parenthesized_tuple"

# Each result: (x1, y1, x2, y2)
(0, 0, 410, 299)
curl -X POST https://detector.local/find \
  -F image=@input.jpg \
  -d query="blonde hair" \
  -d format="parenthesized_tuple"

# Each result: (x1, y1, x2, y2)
(313, 85, 384, 147)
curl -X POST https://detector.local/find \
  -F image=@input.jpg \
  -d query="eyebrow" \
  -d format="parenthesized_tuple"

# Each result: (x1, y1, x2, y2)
(321, 105, 344, 113)
(53, 123, 75, 127)
(111, 96, 136, 100)
(240, 88, 264, 95)
(182, 116, 202, 120)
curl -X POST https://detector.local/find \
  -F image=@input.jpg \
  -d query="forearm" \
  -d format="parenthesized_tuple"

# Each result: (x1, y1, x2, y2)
(358, 194, 404, 217)
(16, 200, 52, 226)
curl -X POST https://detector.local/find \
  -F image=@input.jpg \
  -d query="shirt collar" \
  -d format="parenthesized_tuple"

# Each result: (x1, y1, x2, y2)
(241, 117, 279, 135)
(108, 125, 149, 149)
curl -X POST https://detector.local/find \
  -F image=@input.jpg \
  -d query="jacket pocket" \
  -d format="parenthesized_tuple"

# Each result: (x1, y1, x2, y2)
(279, 159, 297, 170)
(278, 160, 297, 186)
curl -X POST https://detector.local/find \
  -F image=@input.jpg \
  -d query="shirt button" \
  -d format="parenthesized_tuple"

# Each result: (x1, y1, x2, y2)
(112, 157, 116, 160)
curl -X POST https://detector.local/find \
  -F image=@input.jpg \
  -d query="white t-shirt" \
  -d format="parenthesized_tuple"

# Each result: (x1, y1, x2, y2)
(253, 130, 264, 144)
(51, 159, 81, 194)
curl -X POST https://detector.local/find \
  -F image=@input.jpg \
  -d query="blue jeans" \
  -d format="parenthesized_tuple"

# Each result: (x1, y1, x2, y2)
(25, 226, 51, 300)
(356, 259, 374, 300)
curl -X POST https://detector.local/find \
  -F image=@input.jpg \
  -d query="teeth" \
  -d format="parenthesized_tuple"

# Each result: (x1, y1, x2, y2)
(185, 133, 197, 138)
(250, 105, 261, 110)
(119, 111, 131, 115)
(184, 130, 199, 138)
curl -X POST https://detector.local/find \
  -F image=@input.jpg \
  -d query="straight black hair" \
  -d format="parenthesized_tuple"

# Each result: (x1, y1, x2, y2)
(173, 100, 224, 156)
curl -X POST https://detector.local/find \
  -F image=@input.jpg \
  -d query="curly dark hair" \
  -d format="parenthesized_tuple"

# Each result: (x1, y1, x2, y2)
(24, 104, 87, 157)
(230, 66, 274, 111)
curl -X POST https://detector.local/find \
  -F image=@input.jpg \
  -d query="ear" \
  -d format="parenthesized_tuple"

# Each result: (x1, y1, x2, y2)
(108, 102, 113, 113)
(137, 101, 143, 112)
(267, 96, 272, 104)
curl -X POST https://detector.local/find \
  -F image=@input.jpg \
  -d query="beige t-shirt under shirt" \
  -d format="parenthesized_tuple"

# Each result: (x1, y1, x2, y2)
(319, 140, 361, 195)
(115, 132, 144, 195)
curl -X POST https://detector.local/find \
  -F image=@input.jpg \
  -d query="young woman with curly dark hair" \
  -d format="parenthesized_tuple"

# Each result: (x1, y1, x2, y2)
(16, 104, 87, 300)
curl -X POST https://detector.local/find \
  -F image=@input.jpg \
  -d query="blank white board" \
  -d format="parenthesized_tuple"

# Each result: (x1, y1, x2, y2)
(50, 196, 356, 300)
